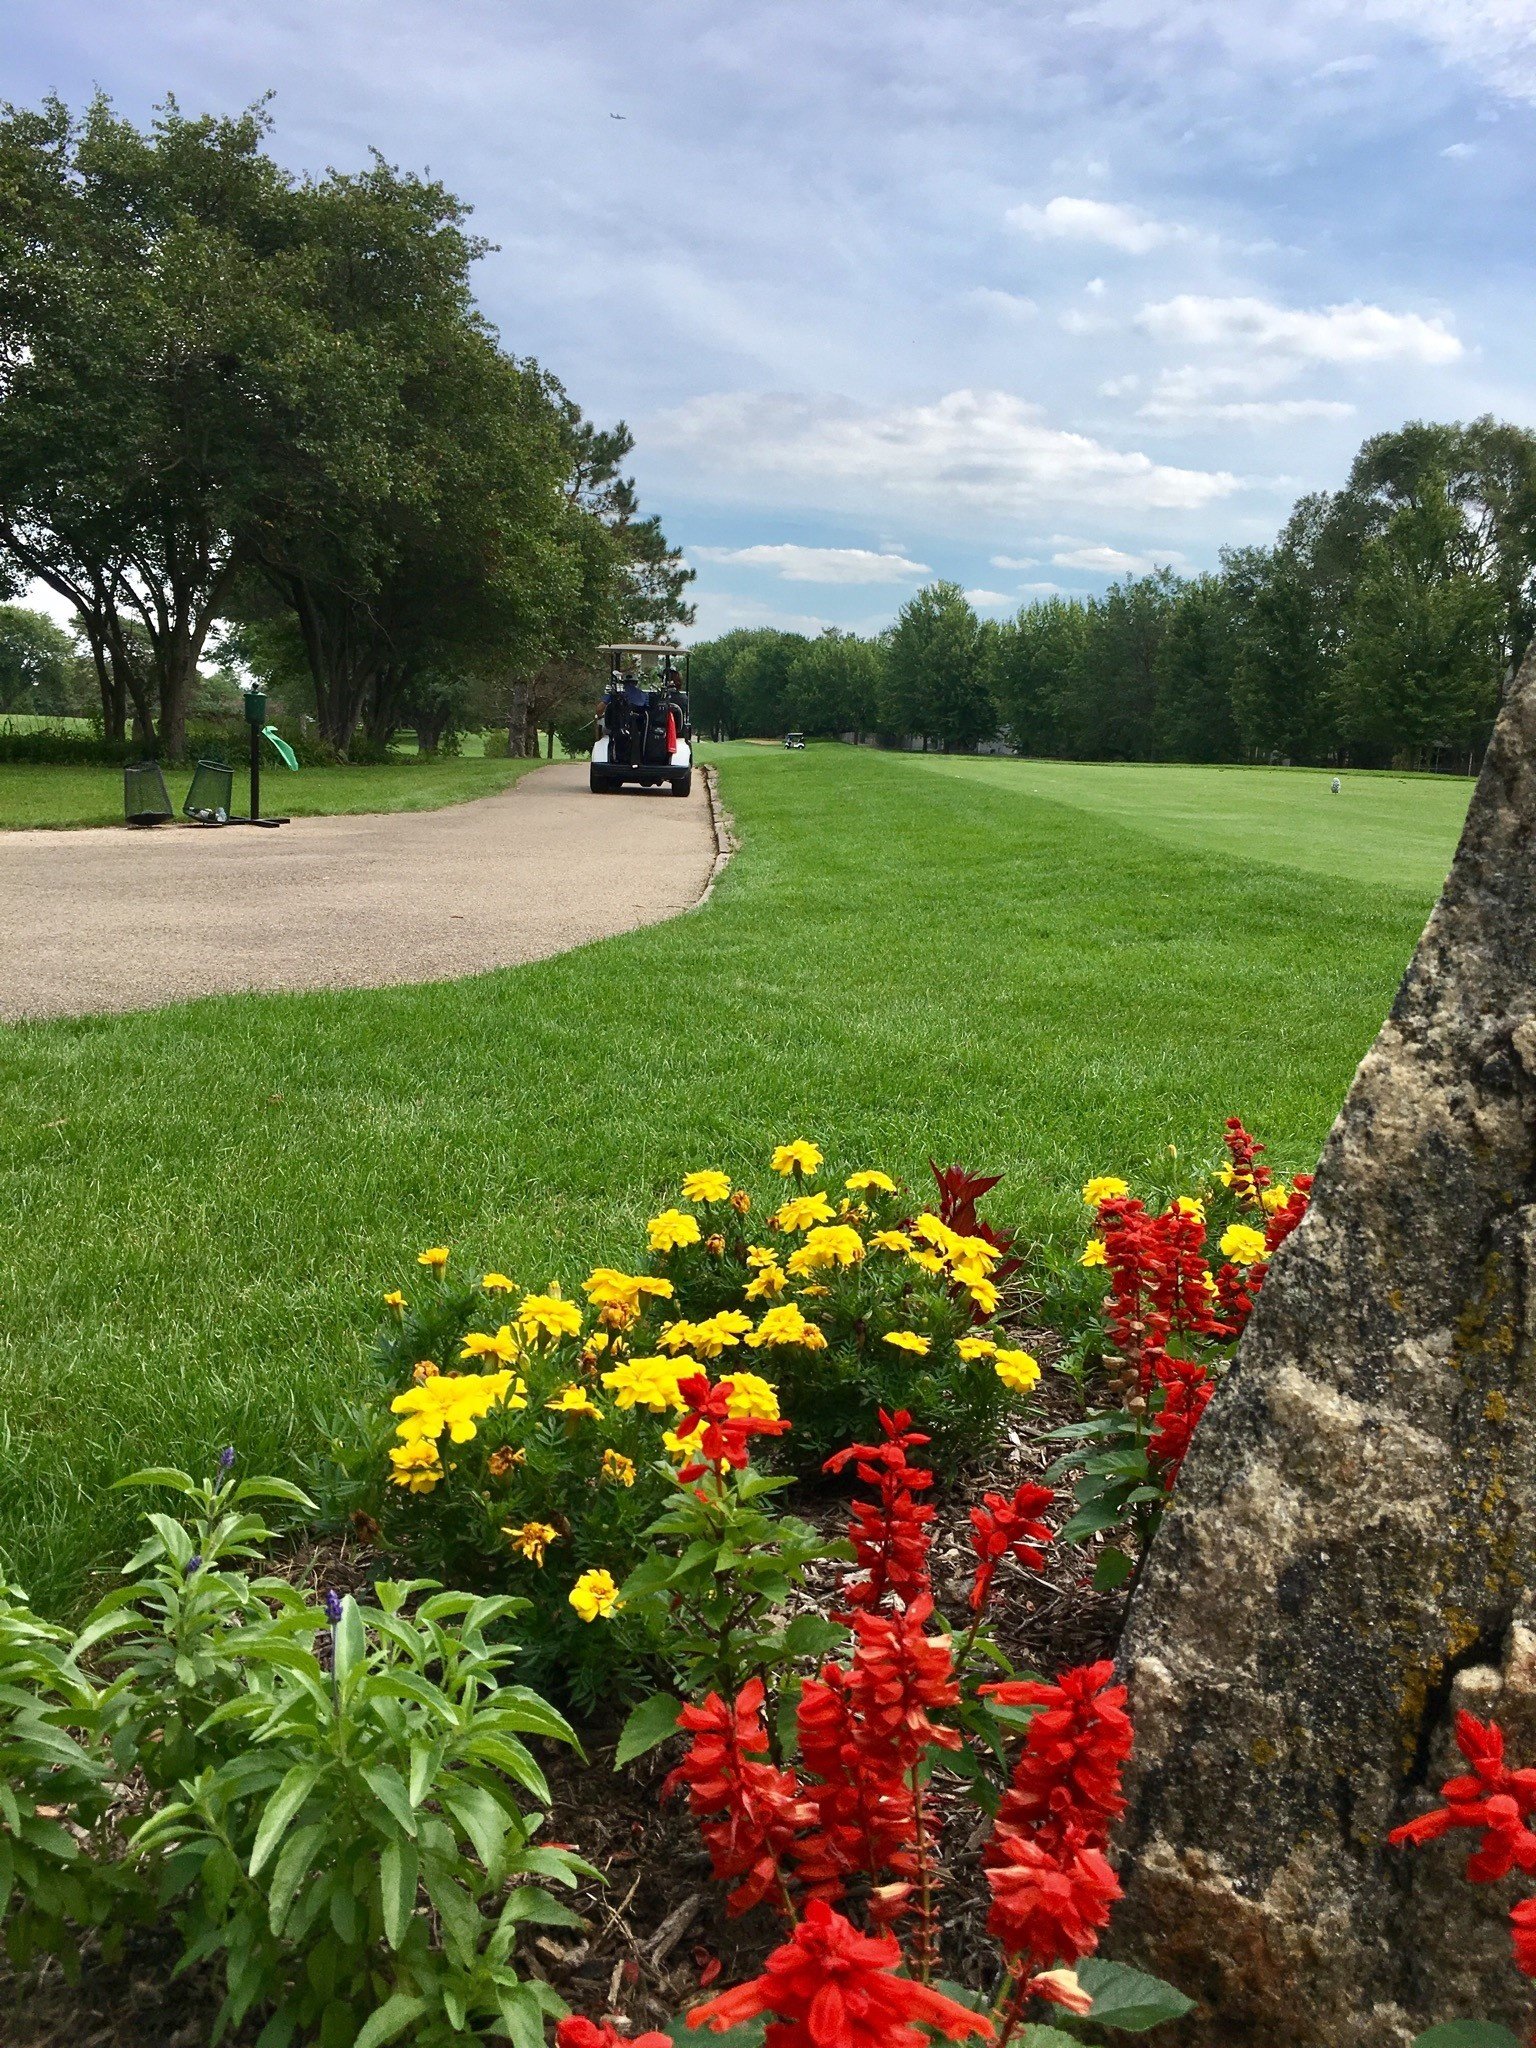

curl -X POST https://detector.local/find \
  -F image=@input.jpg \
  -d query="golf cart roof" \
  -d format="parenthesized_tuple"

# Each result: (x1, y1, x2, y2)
(600, 643, 683, 656)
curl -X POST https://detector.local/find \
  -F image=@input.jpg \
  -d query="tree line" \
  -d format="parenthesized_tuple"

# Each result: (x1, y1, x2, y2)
(690, 418, 1536, 771)
(0, 95, 692, 759)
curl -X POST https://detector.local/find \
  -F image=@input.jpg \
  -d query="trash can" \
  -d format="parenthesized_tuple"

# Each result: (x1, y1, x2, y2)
(183, 758, 233, 825)
(124, 760, 173, 827)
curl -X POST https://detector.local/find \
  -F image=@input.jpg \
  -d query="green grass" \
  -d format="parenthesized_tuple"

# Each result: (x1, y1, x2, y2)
(0, 746, 1468, 1611)
(0, 752, 547, 828)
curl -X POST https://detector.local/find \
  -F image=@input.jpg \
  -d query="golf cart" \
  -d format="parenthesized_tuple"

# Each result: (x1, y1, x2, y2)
(783, 731, 806, 751)
(589, 643, 693, 796)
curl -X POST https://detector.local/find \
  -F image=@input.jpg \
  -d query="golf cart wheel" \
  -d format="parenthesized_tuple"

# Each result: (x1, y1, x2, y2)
(671, 769, 693, 798)
(589, 765, 619, 793)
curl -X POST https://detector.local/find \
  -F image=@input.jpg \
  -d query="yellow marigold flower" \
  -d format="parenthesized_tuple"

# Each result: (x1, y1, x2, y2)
(745, 1262, 788, 1300)
(569, 1568, 623, 1622)
(383, 1289, 407, 1313)
(1172, 1198, 1206, 1221)
(657, 1319, 699, 1354)
(391, 1369, 522, 1444)
(505, 1520, 558, 1565)
(912, 1213, 960, 1254)
(1219, 1223, 1268, 1265)
(412, 1360, 439, 1384)
(968, 1278, 1001, 1314)
(1080, 1238, 1108, 1269)
(730, 1189, 752, 1215)
(601, 1448, 636, 1487)
(580, 1332, 611, 1366)
(947, 1234, 1000, 1284)
(719, 1371, 780, 1421)
(771, 1140, 824, 1177)
(786, 1224, 866, 1275)
(1081, 1177, 1129, 1209)
(582, 1268, 675, 1311)
(845, 1170, 897, 1193)
(956, 1335, 998, 1361)
(1260, 1183, 1289, 1214)
(883, 1330, 931, 1356)
(519, 1288, 583, 1343)
(482, 1272, 516, 1293)
(800, 1283, 830, 1297)
(602, 1356, 687, 1411)
(647, 1208, 702, 1254)
(663, 1423, 703, 1460)
(869, 1230, 913, 1254)
(682, 1170, 732, 1204)
(461, 1325, 520, 1364)
(600, 1301, 637, 1331)
(661, 1310, 752, 1359)
(907, 1248, 947, 1276)
(417, 1246, 450, 1271)
(1215, 1163, 1235, 1188)
(746, 1244, 780, 1269)
(772, 1193, 836, 1232)
(487, 1445, 525, 1479)
(547, 1383, 601, 1421)
(746, 1303, 828, 1351)
(388, 1438, 443, 1492)
(993, 1347, 1041, 1394)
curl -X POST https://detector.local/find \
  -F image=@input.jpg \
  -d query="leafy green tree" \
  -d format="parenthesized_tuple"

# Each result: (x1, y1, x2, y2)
(1152, 575, 1240, 762)
(0, 603, 76, 714)
(884, 582, 993, 750)
(992, 597, 1088, 755)
(1060, 572, 1176, 759)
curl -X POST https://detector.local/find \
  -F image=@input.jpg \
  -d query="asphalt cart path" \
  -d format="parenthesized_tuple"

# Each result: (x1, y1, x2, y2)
(1, 763, 720, 1022)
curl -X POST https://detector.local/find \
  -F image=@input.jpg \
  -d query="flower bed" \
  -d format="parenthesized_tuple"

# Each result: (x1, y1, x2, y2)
(15, 1123, 1495, 2048)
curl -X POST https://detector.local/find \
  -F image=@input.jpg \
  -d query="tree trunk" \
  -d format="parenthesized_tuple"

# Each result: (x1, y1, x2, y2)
(1110, 646, 1536, 2044)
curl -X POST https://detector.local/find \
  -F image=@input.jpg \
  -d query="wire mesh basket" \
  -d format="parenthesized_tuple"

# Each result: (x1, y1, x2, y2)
(123, 759, 173, 826)
(183, 758, 233, 824)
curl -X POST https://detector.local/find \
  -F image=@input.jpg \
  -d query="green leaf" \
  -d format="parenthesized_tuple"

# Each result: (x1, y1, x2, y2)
(1018, 2030, 1082, 2047)
(1413, 2028, 1524, 2047)
(1061, 1498, 1133, 1543)
(615, 1692, 682, 1768)
(378, 1836, 419, 1951)
(782, 1614, 846, 1659)
(353, 1994, 429, 2048)
(1076, 1957, 1196, 2030)
(1093, 1546, 1136, 1592)
(232, 1477, 317, 1510)
(332, 1599, 366, 1692)
(265, 1823, 328, 1935)
(112, 1467, 196, 1495)
(249, 1763, 323, 1877)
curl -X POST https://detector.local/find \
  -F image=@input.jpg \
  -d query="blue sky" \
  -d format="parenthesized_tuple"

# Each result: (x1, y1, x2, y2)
(5, 0, 1536, 639)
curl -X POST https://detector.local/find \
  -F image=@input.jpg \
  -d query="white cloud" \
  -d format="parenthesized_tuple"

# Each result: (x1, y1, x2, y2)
(648, 388, 1241, 517)
(1314, 53, 1380, 78)
(1059, 307, 1116, 335)
(684, 594, 835, 640)
(1085, 276, 1107, 297)
(1366, 0, 1536, 104)
(1099, 374, 1142, 397)
(688, 543, 930, 584)
(990, 553, 1040, 568)
(1007, 194, 1191, 254)
(1138, 369, 1357, 423)
(1441, 140, 1476, 156)
(1022, 581, 1066, 594)
(964, 588, 1013, 606)
(1050, 542, 1193, 575)
(971, 287, 1040, 320)
(1137, 293, 1463, 364)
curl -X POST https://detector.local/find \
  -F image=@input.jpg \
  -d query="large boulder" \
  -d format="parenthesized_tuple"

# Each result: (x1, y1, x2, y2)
(1111, 654, 1536, 2044)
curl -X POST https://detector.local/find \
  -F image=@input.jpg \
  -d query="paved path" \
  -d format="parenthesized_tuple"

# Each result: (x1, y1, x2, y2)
(0, 764, 720, 1022)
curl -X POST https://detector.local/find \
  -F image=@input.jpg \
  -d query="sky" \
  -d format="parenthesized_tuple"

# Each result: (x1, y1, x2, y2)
(5, 0, 1536, 641)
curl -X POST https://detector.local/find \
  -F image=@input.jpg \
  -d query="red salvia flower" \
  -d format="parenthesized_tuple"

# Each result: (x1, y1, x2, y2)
(558, 2021, 671, 2048)
(981, 1660, 1134, 1844)
(1222, 1117, 1273, 1207)
(983, 1826, 1121, 1968)
(1388, 1710, 1536, 1882)
(824, 1410, 935, 1613)
(687, 1897, 995, 2048)
(845, 1593, 962, 1773)
(1147, 1355, 1214, 1490)
(674, 1372, 790, 1482)
(968, 1482, 1054, 1614)
(664, 1678, 816, 1914)
(1263, 1172, 1312, 1254)
(793, 1664, 921, 1908)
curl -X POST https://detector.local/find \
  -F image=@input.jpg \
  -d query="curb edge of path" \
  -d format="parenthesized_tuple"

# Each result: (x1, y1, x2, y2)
(695, 764, 737, 908)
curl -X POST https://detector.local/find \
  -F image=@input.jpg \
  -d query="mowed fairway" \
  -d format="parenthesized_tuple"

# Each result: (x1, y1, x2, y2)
(1, 746, 1470, 1610)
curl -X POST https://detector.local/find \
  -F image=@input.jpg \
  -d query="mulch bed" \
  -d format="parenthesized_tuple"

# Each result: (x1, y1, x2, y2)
(5, 1333, 1127, 2046)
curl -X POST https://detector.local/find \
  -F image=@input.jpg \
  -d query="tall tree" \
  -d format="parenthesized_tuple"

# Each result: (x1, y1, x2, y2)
(885, 582, 992, 749)
(1153, 575, 1240, 762)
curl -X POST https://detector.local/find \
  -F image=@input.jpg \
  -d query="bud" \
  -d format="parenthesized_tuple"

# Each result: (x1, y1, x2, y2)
(705, 1233, 726, 1256)
(412, 1359, 439, 1384)
(729, 1189, 750, 1215)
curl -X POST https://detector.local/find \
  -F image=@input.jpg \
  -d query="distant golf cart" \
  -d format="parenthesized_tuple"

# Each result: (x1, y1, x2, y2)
(589, 643, 692, 796)
(783, 731, 806, 751)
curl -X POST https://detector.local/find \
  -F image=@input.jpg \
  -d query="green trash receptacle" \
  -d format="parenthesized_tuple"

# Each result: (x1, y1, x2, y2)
(184, 758, 233, 825)
(124, 760, 173, 826)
